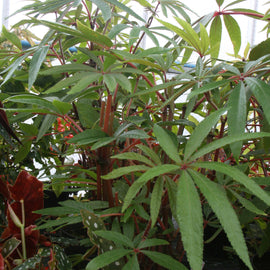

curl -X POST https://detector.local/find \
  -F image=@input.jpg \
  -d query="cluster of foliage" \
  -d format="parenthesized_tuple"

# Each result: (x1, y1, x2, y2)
(1, 0, 270, 269)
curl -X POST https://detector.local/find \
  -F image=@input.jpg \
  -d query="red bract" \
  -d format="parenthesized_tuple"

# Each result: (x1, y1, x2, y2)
(6, 171, 43, 234)
(0, 253, 4, 270)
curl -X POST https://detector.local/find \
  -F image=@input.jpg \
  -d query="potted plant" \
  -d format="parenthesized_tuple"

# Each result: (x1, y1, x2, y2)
(0, 0, 270, 269)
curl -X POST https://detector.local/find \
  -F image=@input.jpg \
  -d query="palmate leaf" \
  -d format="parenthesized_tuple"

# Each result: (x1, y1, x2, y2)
(184, 108, 227, 161)
(188, 169, 252, 270)
(176, 171, 203, 270)
(227, 82, 247, 157)
(122, 164, 179, 212)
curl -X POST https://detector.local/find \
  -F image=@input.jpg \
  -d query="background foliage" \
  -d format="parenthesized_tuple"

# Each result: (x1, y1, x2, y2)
(1, 0, 270, 269)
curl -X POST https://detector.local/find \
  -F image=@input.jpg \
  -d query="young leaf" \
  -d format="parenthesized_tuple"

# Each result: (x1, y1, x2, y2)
(227, 82, 246, 157)
(141, 250, 187, 270)
(184, 108, 227, 161)
(28, 45, 50, 89)
(86, 249, 132, 270)
(189, 169, 252, 270)
(153, 124, 182, 164)
(176, 171, 203, 270)
(223, 15, 241, 56)
(210, 15, 222, 61)
(122, 164, 179, 212)
(150, 176, 164, 227)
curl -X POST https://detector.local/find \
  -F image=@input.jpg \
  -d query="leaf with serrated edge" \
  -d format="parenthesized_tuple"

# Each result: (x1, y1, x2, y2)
(141, 250, 187, 270)
(153, 124, 182, 164)
(189, 169, 252, 269)
(122, 165, 179, 212)
(150, 176, 164, 227)
(176, 171, 203, 270)
(227, 82, 246, 157)
(184, 108, 226, 161)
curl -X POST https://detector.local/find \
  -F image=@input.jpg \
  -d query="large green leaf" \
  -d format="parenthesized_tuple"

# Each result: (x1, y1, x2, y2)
(122, 164, 179, 212)
(227, 82, 247, 157)
(39, 64, 96, 75)
(245, 78, 270, 125)
(249, 38, 270, 60)
(176, 171, 203, 270)
(28, 45, 50, 89)
(189, 132, 270, 161)
(153, 124, 182, 164)
(189, 169, 252, 269)
(150, 176, 164, 227)
(193, 162, 270, 207)
(223, 14, 241, 56)
(86, 249, 132, 270)
(141, 251, 187, 270)
(184, 108, 227, 161)
(210, 15, 222, 61)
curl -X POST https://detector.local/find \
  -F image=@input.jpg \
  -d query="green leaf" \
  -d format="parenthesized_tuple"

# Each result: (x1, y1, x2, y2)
(108, 24, 130, 39)
(245, 78, 270, 125)
(122, 164, 179, 212)
(91, 0, 111, 21)
(36, 114, 57, 142)
(54, 245, 72, 270)
(104, 74, 117, 92)
(141, 251, 187, 270)
(105, 0, 145, 22)
(91, 137, 116, 150)
(150, 176, 164, 227)
(2, 25, 22, 49)
(39, 64, 96, 75)
(199, 23, 210, 55)
(122, 254, 140, 270)
(52, 100, 72, 115)
(111, 152, 155, 167)
(153, 124, 182, 164)
(223, 14, 241, 56)
(176, 171, 203, 270)
(227, 82, 246, 157)
(229, 189, 266, 216)
(193, 162, 270, 207)
(184, 108, 227, 161)
(1, 238, 21, 258)
(102, 165, 150, 180)
(137, 238, 169, 249)
(187, 80, 229, 100)
(5, 95, 59, 113)
(119, 129, 149, 140)
(76, 20, 113, 48)
(68, 72, 101, 94)
(210, 15, 222, 61)
(14, 140, 31, 163)
(86, 249, 132, 270)
(249, 38, 270, 60)
(216, 0, 225, 6)
(29, 45, 50, 89)
(189, 169, 252, 270)
(95, 230, 134, 248)
(68, 129, 107, 145)
(190, 132, 270, 161)
(136, 144, 162, 165)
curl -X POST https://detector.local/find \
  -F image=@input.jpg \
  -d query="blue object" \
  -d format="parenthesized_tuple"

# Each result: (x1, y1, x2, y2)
(68, 46, 77, 53)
